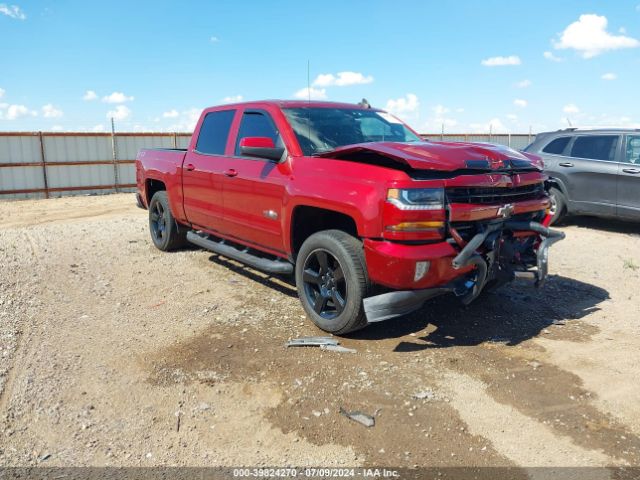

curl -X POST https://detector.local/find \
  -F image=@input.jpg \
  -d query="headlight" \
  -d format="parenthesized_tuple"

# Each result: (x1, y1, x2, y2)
(387, 188, 444, 210)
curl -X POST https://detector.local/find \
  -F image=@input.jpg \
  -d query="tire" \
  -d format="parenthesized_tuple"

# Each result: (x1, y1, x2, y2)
(548, 187, 567, 225)
(295, 230, 370, 335)
(148, 191, 187, 251)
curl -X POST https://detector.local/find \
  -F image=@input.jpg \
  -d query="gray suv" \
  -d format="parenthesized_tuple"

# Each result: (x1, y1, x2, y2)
(524, 128, 640, 224)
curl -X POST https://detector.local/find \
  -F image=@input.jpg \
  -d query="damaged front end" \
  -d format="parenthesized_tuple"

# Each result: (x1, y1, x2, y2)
(363, 218, 565, 323)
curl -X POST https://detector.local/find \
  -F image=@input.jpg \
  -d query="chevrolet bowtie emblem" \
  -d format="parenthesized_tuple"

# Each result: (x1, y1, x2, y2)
(497, 204, 515, 218)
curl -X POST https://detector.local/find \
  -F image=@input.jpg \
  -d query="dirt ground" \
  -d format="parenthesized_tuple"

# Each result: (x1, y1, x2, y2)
(1, 193, 639, 475)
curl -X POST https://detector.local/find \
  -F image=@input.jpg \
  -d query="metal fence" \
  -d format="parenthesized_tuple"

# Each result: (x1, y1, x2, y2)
(0, 132, 535, 200)
(0, 132, 192, 200)
(421, 133, 534, 150)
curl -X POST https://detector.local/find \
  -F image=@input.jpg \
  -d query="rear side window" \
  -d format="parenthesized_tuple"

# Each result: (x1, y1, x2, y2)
(195, 110, 236, 155)
(542, 136, 571, 155)
(625, 135, 640, 164)
(570, 135, 618, 161)
(235, 111, 280, 156)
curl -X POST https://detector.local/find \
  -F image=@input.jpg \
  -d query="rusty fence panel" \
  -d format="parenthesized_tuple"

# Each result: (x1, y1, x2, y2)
(0, 132, 191, 200)
(0, 131, 536, 200)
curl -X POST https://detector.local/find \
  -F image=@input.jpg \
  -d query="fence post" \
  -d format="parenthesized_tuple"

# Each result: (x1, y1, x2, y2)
(110, 118, 119, 192)
(38, 131, 49, 199)
(508, 133, 512, 147)
(172, 132, 178, 148)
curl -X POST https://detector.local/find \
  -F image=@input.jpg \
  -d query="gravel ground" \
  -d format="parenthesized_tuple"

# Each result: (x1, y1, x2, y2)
(0, 193, 639, 474)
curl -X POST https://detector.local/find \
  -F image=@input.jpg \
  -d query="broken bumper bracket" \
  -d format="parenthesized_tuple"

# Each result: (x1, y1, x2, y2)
(363, 220, 565, 324)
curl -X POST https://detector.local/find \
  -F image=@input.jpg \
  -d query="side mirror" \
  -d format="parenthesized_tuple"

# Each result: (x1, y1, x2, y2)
(239, 137, 285, 161)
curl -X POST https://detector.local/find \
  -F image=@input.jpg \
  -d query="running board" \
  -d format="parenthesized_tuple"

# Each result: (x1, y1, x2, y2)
(186, 231, 293, 275)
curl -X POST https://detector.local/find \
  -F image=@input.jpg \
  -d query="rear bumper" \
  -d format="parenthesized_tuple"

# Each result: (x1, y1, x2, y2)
(135, 192, 146, 209)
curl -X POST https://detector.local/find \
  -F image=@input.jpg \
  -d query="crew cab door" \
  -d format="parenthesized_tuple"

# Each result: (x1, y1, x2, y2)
(181, 109, 237, 231)
(219, 108, 289, 255)
(617, 134, 640, 220)
(560, 135, 619, 217)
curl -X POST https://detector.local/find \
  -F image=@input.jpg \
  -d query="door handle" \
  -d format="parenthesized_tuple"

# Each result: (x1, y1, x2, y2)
(185, 163, 196, 171)
(622, 168, 640, 174)
(559, 162, 574, 167)
(224, 169, 238, 177)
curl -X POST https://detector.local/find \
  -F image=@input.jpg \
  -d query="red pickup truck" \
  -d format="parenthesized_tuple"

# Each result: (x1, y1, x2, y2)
(136, 100, 564, 334)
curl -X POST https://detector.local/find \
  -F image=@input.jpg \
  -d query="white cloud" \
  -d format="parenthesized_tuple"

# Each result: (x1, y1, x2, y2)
(162, 109, 179, 118)
(293, 87, 327, 100)
(102, 91, 134, 103)
(210, 36, 219, 43)
(601, 72, 617, 80)
(553, 14, 640, 58)
(312, 71, 374, 87)
(92, 124, 106, 132)
(563, 104, 580, 114)
(543, 51, 564, 62)
(164, 108, 203, 132)
(1, 104, 37, 120)
(221, 95, 243, 103)
(513, 99, 528, 108)
(515, 79, 532, 88)
(433, 105, 449, 116)
(51, 125, 64, 132)
(106, 105, 131, 121)
(83, 90, 97, 101)
(419, 104, 462, 132)
(506, 114, 518, 120)
(480, 55, 521, 67)
(0, 87, 4, 99)
(42, 104, 63, 118)
(0, 4, 26, 20)
(385, 94, 419, 120)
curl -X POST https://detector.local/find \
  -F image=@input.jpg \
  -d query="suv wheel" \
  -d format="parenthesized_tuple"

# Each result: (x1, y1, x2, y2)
(548, 187, 567, 225)
(148, 191, 187, 251)
(295, 230, 370, 335)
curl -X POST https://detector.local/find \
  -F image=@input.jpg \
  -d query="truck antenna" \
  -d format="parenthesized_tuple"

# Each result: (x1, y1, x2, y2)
(307, 60, 311, 104)
(306, 60, 311, 143)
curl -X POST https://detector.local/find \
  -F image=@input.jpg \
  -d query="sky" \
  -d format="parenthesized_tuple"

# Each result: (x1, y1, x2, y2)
(1, 0, 639, 134)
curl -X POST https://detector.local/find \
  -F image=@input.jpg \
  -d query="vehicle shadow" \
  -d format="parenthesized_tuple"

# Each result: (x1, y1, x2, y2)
(560, 216, 640, 235)
(207, 254, 298, 299)
(348, 275, 609, 350)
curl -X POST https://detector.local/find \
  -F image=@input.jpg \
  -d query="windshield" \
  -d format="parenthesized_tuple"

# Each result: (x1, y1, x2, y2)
(282, 107, 422, 156)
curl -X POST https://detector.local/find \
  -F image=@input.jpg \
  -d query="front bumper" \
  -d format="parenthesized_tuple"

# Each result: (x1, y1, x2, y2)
(362, 219, 565, 323)
(363, 239, 474, 290)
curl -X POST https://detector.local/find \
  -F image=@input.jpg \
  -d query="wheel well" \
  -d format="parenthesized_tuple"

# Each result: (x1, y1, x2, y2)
(291, 206, 358, 256)
(146, 179, 166, 204)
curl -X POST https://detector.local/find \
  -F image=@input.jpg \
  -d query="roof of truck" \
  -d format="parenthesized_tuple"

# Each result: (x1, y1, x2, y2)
(213, 100, 380, 110)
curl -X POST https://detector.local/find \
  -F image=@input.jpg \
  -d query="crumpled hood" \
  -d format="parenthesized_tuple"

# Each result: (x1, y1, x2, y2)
(317, 141, 543, 172)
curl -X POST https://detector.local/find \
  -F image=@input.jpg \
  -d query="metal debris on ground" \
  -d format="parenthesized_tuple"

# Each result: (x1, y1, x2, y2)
(339, 407, 375, 428)
(413, 390, 436, 400)
(320, 344, 357, 353)
(285, 336, 339, 347)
